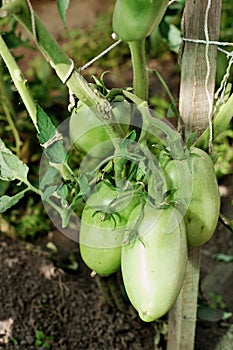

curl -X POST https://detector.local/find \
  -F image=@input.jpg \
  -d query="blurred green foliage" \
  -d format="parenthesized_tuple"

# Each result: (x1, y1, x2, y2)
(62, 13, 130, 72)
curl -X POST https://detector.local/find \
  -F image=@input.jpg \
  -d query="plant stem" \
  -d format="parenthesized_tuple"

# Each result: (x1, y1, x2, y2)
(0, 34, 38, 129)
(0, 59, 22, 156)
(128, 39, 148, 101)
(151, 69, 181, 124)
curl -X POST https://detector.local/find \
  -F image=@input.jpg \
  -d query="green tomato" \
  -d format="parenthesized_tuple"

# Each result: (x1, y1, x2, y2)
(69, 101, 131, 157)
(79, 182, 139, 276)
(122, 204, 187, 322)
(163, 147, 220, 247)
(112, 0, 169, 42)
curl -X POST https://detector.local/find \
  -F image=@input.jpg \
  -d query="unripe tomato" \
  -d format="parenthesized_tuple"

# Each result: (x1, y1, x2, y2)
(79, 182, 139, 276)
(112, 0, 169, 42)
(69, 101, 131, 157)
(121, 204, 187, 322)
(163, 147, 220, 247)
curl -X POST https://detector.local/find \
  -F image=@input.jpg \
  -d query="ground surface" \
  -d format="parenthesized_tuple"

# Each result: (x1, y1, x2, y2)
(0, 1, 233, 349)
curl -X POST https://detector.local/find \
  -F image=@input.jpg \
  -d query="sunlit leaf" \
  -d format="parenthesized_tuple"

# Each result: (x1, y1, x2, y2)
(0, 189, 28, 213)
(0, 139, 29, 182)
(37, 106, 67, 164)
(37, 106, 56, 144)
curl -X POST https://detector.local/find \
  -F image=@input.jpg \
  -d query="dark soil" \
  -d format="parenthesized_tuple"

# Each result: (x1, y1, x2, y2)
(0, 234, 157, 350)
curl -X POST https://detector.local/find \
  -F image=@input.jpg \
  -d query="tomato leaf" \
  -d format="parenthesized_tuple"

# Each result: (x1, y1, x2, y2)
(0, 139, 29, 182)
(1, 153, 29, 182)
(37, 105, 56, 144)
(215, 253, 233, 263)
(46, 144, 67, 164)
(57, 183, 69, 208)
(0, 139, 11, 154)
(37, 106, 67, 164)
(195, 93, 233, 149)
(0, 189, 28, 213)
(78, 174, 90, 196)
(136, 161, 146, 181)
(41, 185, 58, 201)
(57, 0, 70, 27)
(60, 206, 73, 228)
(40, 167, 60, 190)
(197, 303, 225, 322)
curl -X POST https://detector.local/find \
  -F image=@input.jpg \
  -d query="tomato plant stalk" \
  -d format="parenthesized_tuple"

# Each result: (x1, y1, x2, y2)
(0, 34, 38, 129)
(128, 39, 148, 101)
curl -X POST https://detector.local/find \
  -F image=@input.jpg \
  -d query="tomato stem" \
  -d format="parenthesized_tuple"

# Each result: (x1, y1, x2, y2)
(0, 34, 38, 129)
(0, 59, 22, 156)
(128, 39, 148, 101)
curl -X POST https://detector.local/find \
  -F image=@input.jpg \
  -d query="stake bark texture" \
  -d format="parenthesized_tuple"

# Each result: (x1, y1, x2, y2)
(167, 0, 222, 349)
(179, 0, 222, 138)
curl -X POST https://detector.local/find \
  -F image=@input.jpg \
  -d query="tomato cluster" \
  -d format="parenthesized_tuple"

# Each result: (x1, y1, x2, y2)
(70, 103, 220, 323)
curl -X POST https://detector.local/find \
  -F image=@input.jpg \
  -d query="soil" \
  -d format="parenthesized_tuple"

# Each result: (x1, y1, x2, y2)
(1, 1, 233, 349)
(0, 234, 157, 350)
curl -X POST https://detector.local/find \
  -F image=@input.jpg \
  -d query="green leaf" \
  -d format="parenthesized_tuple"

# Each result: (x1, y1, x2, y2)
(78, 174, 90, 196)
(34, 339, 42, 347)
(197, 304, 225, 322)
(136, 161, 146, 181)
(37, 106, 67, 164)
(65, 253, 79, 271)
(60, 206, 73, 228)
(0, 139, 29, 182)
(215, 253, 233, 263)
(0, 138, 12, 153)
(0, 189, 28, 213)
(57, 184, 69, 208)
(44, 142, 67, 164)
(0, 153, 29, 182)
(40, 167, 60, 190)
(35, 330, 44, 340)
(43, 342, 51, 350)
(222, 312, 232, 320)
(37, 106, 56, 144)
(0, 179, 10, 196)
(57, 0, 70, 27)
(195, 93, 233, 149)
(41, 185, 58, 201)
(46, 242, 58, 254)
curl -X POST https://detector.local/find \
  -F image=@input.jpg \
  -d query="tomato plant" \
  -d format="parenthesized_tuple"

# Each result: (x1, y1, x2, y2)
(0, 3, 231, 349)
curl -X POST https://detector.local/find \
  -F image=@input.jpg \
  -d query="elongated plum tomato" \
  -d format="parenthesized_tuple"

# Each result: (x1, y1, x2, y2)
(121, 205, 187, 322)
(163, 147, 220, 247)
(69, 101, 131, 157)
(79, 182, 138, 276)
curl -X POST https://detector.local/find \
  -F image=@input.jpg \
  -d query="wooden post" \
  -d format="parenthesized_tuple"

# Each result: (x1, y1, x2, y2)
(179, 0, 222, 137)
(166, 1, 222, 350)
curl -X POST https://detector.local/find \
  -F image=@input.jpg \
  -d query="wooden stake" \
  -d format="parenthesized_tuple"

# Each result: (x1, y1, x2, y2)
(167, 248, 201, 350)
(167, 1, 222, 349)
(179, 0, 222, 138)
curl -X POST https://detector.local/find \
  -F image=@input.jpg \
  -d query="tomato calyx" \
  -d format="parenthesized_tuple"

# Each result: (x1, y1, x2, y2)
(92, 209, 121, 229)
